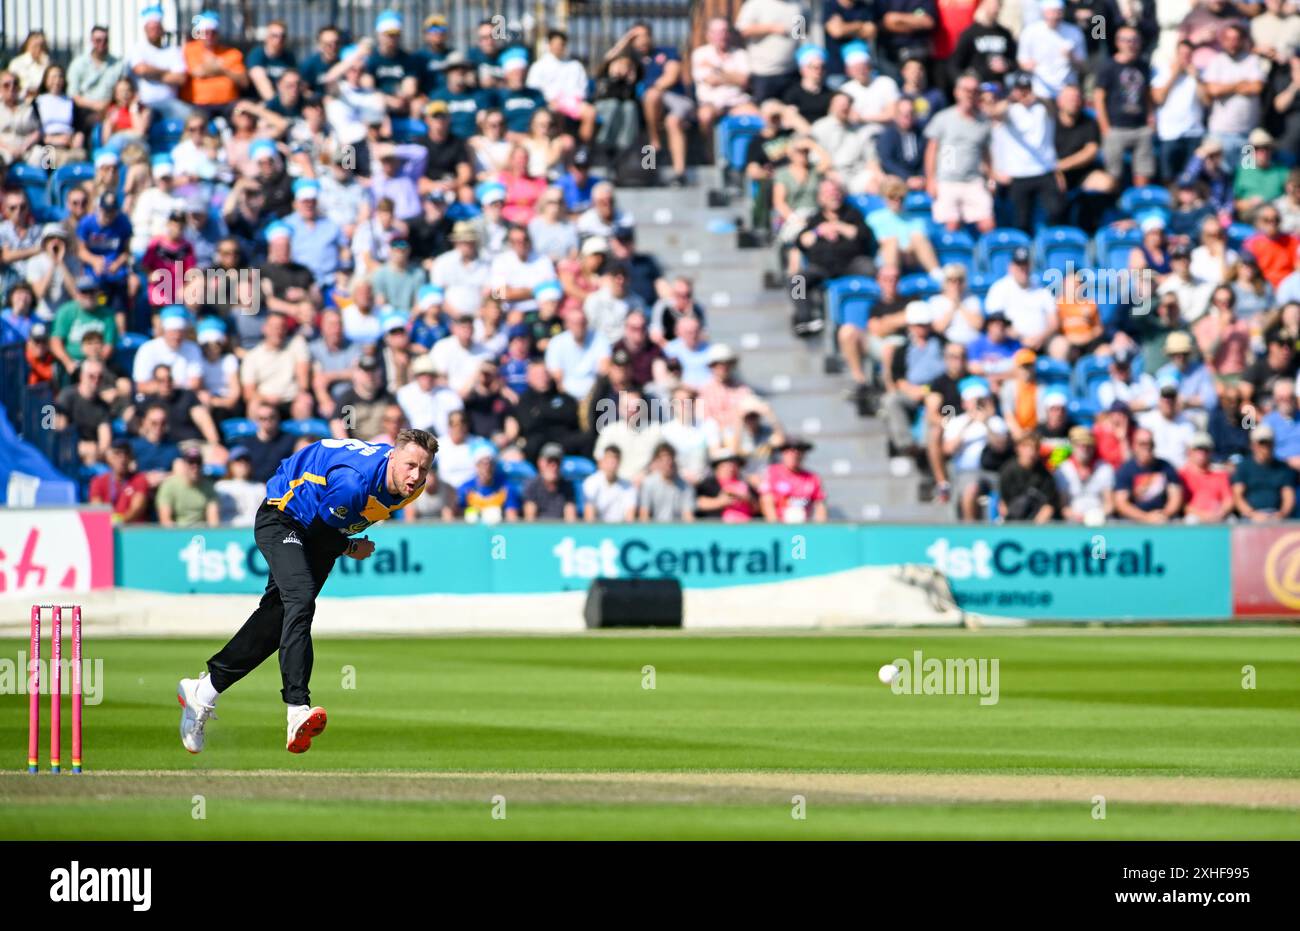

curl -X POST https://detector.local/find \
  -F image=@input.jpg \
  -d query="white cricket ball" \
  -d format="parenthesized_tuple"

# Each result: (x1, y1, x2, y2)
(878, 663, 901, 685)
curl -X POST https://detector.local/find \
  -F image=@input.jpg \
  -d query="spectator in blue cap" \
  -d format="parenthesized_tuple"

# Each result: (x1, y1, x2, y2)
(128, 7, 191, 122)
(76, 192, 135, 328)
(496, 48, 546, 135)
(365, 11, 418, 114)
(49, 272, 113, 376)
(283, 179, 349, 302)
(196, 316, 241, 421)
(410, 285, 449, 350)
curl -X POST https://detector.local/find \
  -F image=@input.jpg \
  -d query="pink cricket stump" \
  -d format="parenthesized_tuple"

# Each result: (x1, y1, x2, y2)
(50, 606, 61, 774)
(28, 606, 39, 773)
(72, 606, 82, 773)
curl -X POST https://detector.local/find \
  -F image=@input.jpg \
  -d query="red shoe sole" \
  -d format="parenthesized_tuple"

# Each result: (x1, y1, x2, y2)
(287, 708, 328, 754)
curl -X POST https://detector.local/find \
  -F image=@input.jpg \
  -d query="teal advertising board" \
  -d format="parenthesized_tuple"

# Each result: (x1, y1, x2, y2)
(115, 523, 1232, 620)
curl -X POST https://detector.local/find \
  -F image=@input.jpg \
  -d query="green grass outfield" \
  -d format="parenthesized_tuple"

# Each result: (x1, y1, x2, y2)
(2, 629, 1298, 839)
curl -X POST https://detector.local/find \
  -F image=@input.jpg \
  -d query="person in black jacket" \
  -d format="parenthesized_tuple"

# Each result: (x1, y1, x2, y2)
(875, 99, 925, 189)
(998, 432, 1059, 522)
(505, 360, 591, 462)
(791, 178, 877, 336)
(949, 0, 1017, 85)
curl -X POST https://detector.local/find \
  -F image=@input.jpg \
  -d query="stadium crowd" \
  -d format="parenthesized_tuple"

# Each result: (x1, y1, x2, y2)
(2, 1, 1300, 526)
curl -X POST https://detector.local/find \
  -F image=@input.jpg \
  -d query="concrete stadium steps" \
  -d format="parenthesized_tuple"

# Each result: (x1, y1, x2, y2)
(615, 181, 935, 517)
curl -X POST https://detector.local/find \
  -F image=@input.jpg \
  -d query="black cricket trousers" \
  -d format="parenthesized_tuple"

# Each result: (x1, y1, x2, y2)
(207, 504, 347, 705)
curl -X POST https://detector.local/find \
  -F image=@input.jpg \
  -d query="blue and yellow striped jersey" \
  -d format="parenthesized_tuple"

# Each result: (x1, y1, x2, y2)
(265, 439, 423, 536)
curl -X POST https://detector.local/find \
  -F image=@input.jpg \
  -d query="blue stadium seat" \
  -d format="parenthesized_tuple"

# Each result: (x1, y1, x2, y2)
(825, 275, 880, 327)
(203, 463, 226, 478)
(968, 272, 995, 301)
(1094, 225, 1142, 271)
(1119, 185, 1172, 217)
(902, 191, 932, 221)
(1068, 399, 1098, 426)
(1227, 222, 1255, 252)
(7, 162, 49, 209)
(1035, 226, 1089, 273)
(282, 417, 331, 438)
(561, 455, 596, 483)
(934, 229, 976, 274)
(115, 332, 150, 375)
(391, 117, 426, 143)
(51, 162, 93, 205)
(1034, 357, 1072, 388)
(148, 118, 186, 153)
(848, 194, 885, 217)
(111, 418, 128, 437)
(31, 204, 66, 223)
(499, 459, 537, 484)
(220, 418, 257, 443)
(898, 272, 940, 299)
(718, 114, 763, 172)
(976, 228, 1032, 277)
(1073, 355, 1113, 405)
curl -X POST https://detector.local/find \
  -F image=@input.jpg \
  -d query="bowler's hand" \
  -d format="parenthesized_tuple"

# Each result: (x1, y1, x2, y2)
(345, 537, 375, 560)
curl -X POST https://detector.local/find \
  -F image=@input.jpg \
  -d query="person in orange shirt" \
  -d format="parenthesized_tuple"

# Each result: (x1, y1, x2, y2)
(1243, 206, 1300, 288)
(181, 12, 248, 116)
(1056, 267, 1105, 361)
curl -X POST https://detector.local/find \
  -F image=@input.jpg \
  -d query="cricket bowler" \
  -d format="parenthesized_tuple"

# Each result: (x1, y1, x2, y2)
(177, 430, 438, 753)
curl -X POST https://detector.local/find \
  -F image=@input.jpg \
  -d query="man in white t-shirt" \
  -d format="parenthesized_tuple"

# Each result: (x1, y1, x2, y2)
(982, 248, 1058, 350)
(1152, 38, 1207, 181)
(941, 379, 1009, 521)
(430, 223, 492, 317)
(1200, 22, 1266, 164)
(1016, 0, 1086, 99)
(990, 71, 1062, 232)
(396, 353, 464, 436)
(430, 314, 492, 392)
(544, 305, 611, 400)
(133, 305, 203, 391)
(735, 0, 806, 102)
(582, 445, 637, 521)
(488, 226, 555, 315)
(839, 43, 899, 132)
(128, 8, 191, 121)
(1138, 382, 1198, 468)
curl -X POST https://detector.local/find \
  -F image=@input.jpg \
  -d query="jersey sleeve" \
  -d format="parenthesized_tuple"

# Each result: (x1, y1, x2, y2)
(316, 466, 367, 529)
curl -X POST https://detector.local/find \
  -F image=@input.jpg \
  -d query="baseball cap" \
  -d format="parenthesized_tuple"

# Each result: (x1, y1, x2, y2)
(538, 442, 564, 461)
(424, 13, 448, 32)
(507, 323, 531, 341)
(533, 280, 564, 303)
(292, 179, 320, 201)
(500, 48, 529, 72)
(74, 272, 99, 292)
(1189, 432, 1214, 450)
(581, 236, 609, 256)
(1112, 347, 1135, 366)
(29, 321, 48, 340)
(1068, 425, 1095, 446)
(706, 343, 737, 365)
(98, 192, 119, 213)
(196, 318, 227, 343)
(1164, 331, 1194, 354)
(1248, 128, 1274, 148)
(417, 284, 444, 310)
(160, 305, 190, 330)
(264, 221, 292, 242)
(984, 310, 1008, 326)
(375, 10, 403, 33)
(1007, 71, 1034, 91)
(1169, 243, 1192, 260)
(476, 181, 506, 206)
(181, 446, 203, 464)
(357, 354, 381, 371)
(904, 301, 932, 325)
(228, 445, 251, 461)
(841, 42, 870, 66)
(1044, 389, 1069, 408)
(410, 354, 440, 377)
(795, 45, 826, 67)
(151, 156, 174, 177)
(1011, 246, 1031, 264)
(1253, 425, 1276, 442)
(610, 347, 631, 367)
(960, 378, 990, 401)
(379, 307, 408, 333)
(1140, 214, 1166, 233)
(425, 99, 449, 117)
(449, 221, 479, 244)
(572, 147, 591, 168)
(93, 150, 119, 169)
(250, 139, 278, 162)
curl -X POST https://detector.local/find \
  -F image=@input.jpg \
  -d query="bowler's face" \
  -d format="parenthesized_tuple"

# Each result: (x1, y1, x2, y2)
(389, 444, 433, 497)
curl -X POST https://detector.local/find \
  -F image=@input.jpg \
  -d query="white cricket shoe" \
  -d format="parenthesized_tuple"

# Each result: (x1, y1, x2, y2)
(286, 704, 328, 754)
(177, 676, 218, 754)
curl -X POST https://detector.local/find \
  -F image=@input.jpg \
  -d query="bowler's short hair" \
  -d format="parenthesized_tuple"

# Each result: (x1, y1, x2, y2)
(395, 428, 439, 458)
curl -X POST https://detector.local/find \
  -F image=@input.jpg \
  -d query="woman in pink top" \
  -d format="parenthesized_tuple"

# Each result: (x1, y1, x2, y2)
(497, 145, 547, 226)
(1193, 285, 1251, 377)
